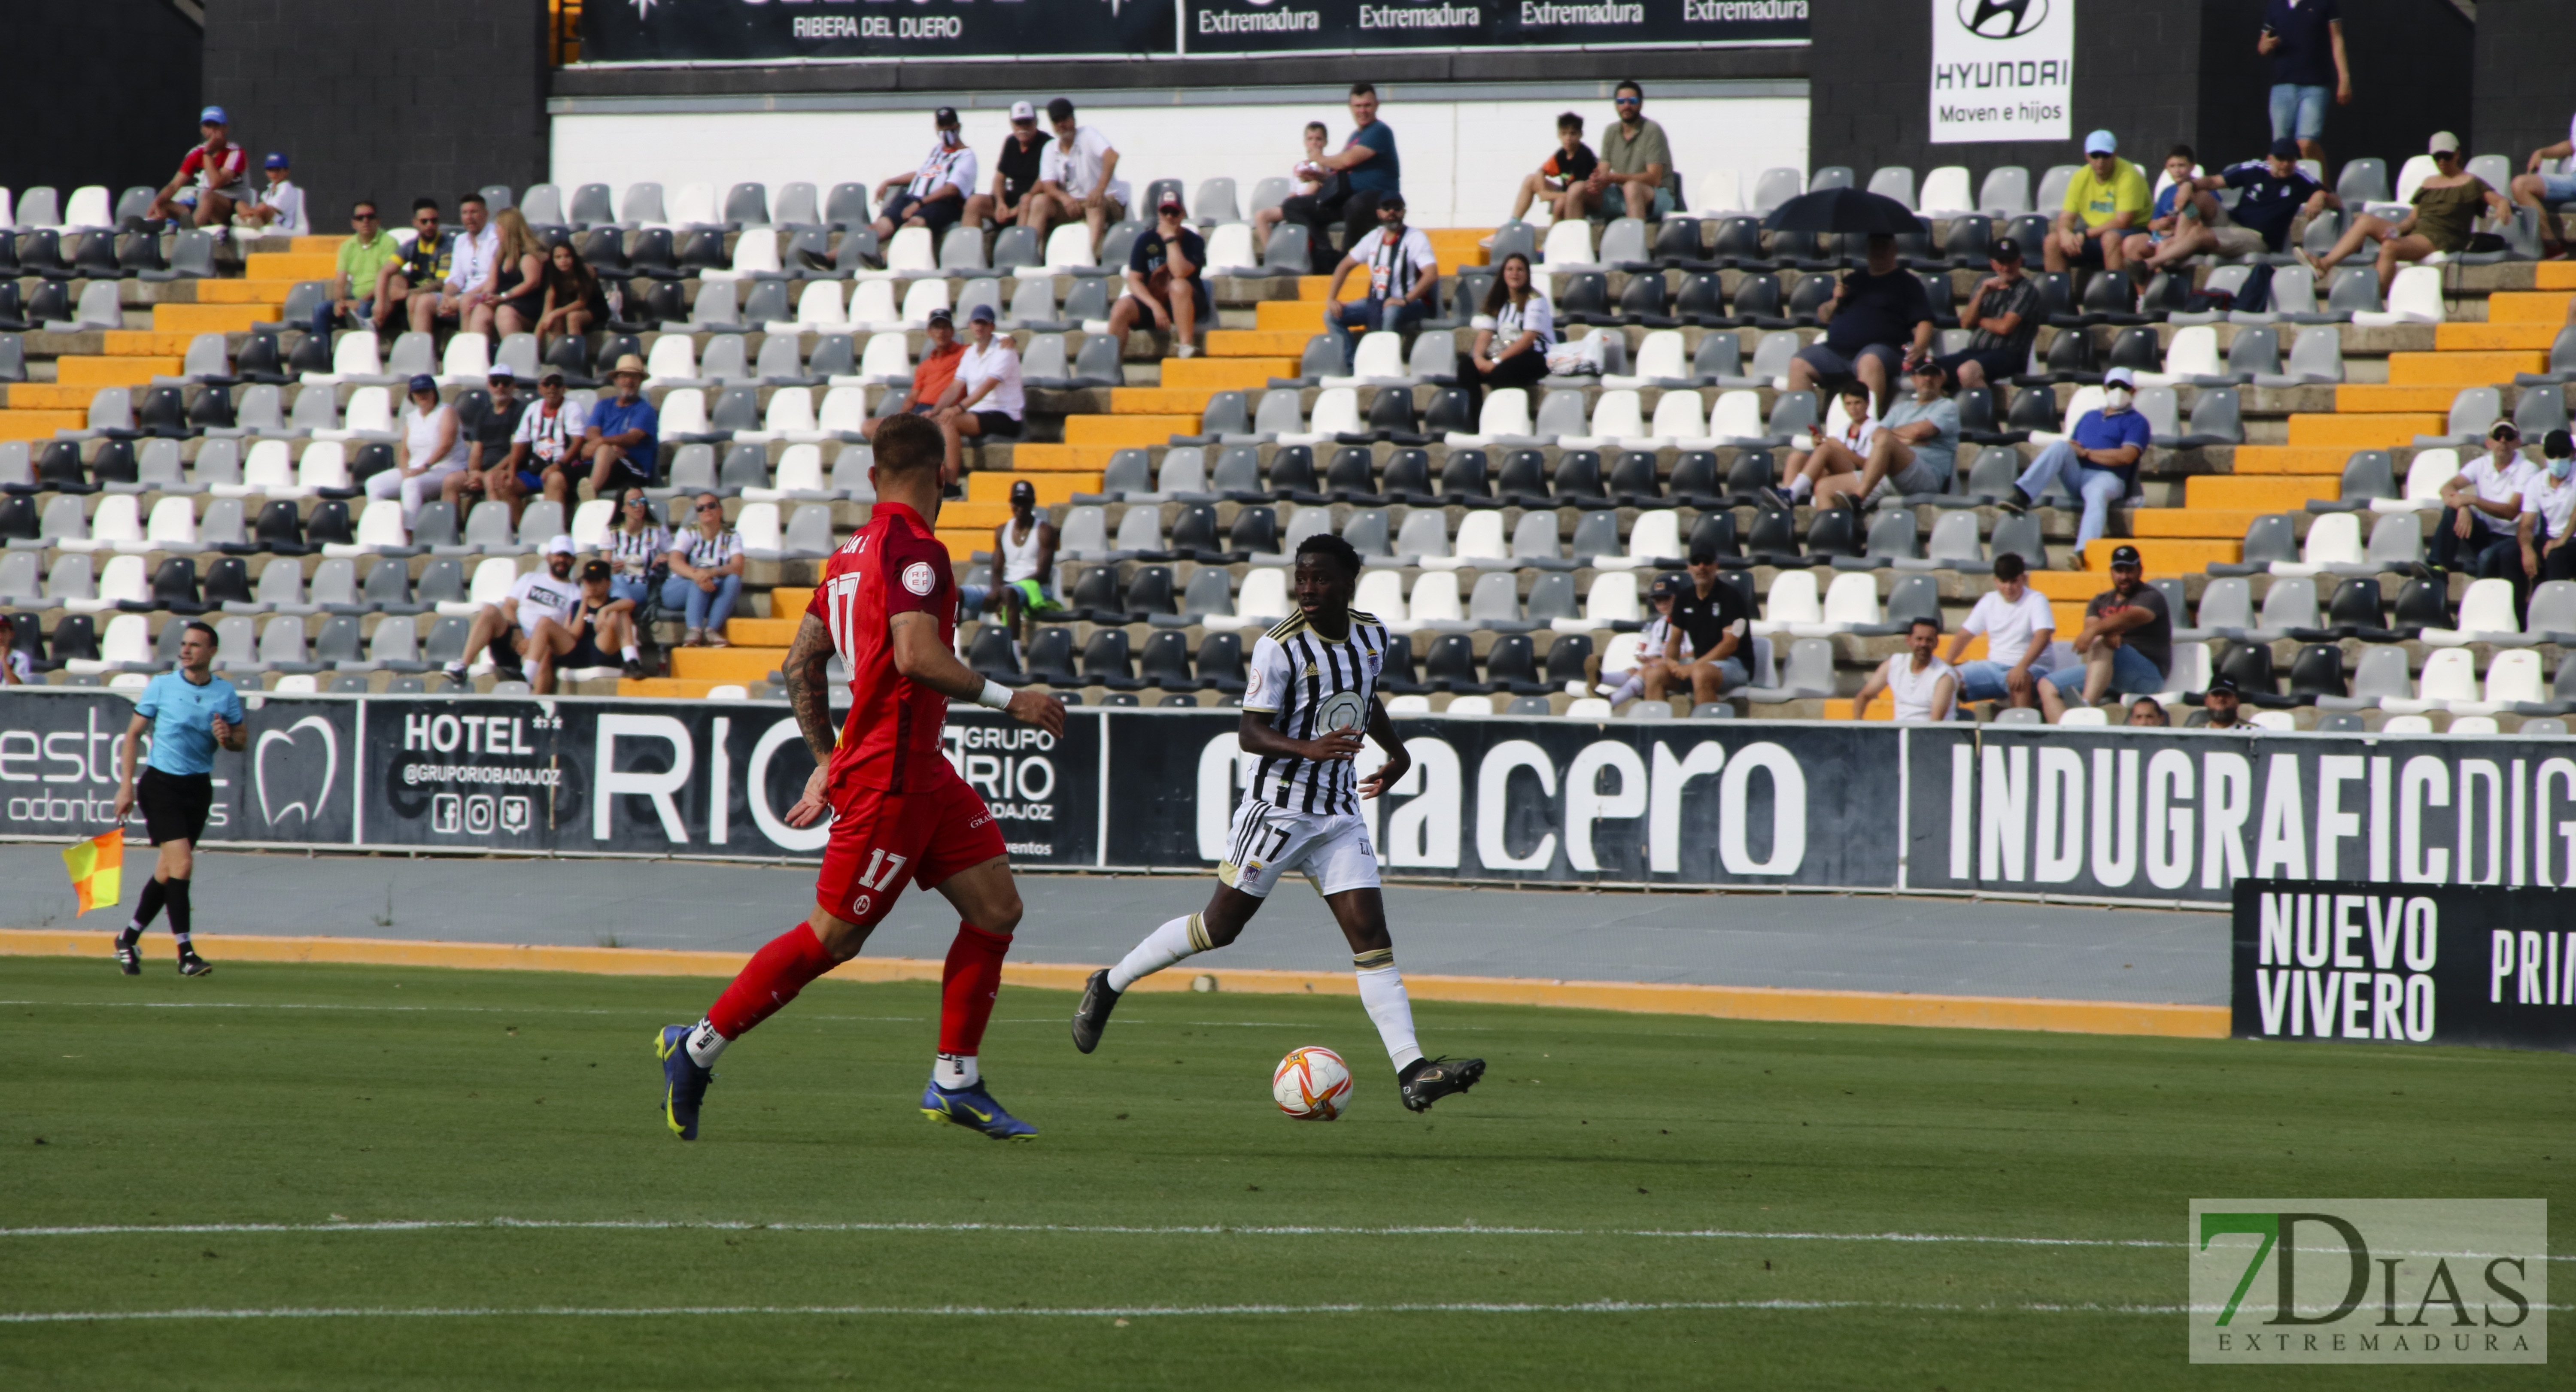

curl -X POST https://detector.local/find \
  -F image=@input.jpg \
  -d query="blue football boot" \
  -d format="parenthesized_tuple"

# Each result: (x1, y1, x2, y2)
(919, 1078, 1037, 1140)
(656, 1025, 713, 1140)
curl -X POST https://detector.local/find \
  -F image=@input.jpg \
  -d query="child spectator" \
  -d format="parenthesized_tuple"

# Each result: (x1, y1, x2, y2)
(236, 154, 308, 236)
(1511, 113, 1599, 223)
(1596, 573, 1690, 706)
(1256, 121, 1331, 255)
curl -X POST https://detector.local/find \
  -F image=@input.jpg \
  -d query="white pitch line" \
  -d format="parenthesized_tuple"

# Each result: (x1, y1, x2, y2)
(0, 1299, 2202, 1325)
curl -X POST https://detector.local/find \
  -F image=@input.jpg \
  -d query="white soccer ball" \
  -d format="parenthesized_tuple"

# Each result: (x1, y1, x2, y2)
(1272, 1045, 1354, 1121)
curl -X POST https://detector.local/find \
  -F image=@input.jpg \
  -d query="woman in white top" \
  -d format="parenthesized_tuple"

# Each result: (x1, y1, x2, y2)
(1853, 617, 1959, 722)
(1461, 252, 1552, 413)
(933, 304, 1024, 481)
(367, 373, 468, 525)
(601, 487, 671, 609)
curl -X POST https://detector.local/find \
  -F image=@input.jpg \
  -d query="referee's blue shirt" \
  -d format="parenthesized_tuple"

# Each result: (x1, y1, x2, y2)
(135, 670, 245, 776)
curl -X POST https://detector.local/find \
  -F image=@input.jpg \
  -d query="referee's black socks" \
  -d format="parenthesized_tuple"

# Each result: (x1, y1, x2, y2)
(162, 879, 193, 944)
(127, 879, 167, 938)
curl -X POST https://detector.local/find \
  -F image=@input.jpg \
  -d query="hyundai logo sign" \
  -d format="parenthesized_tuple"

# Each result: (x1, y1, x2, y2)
(1960, 0, 2047, 41)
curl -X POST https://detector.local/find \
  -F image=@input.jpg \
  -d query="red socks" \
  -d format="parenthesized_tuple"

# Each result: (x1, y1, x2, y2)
(938, 922, 1012, 1057)
(707, 923, 838, 1040)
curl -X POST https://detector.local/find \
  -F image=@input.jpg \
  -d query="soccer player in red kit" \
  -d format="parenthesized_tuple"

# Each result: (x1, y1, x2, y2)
(656, 413, 1065, 1140)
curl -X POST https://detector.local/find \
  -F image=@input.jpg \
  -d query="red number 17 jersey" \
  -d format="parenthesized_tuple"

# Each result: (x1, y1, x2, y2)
(805, 500, 957, 794)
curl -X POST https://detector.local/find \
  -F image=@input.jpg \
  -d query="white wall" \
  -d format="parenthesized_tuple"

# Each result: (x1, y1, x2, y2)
(550, 95, 1807, 229)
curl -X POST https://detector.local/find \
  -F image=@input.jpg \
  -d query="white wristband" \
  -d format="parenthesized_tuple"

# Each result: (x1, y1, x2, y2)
(975, 679, 1014, 711)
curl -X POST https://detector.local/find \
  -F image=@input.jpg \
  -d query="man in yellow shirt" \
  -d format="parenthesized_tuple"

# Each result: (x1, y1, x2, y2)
(2047, 129, 2151, 275)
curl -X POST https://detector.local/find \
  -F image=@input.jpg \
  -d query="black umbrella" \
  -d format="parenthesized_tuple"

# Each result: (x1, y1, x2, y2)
(1762, 187, 1928, 236)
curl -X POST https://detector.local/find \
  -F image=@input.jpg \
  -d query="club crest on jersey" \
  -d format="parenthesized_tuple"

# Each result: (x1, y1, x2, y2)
(1317, 689, 1365, 732)
(901, 561, 937, 596)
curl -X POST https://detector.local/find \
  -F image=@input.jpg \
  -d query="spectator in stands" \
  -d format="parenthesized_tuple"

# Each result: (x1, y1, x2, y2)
(1321, 193, 1439, 374)
(367, 374, 468, 525)
(441, 363, 530, 519)
(600, 487, 669, 610)
(1644, 546, 1750, 707)
(2510, 117, 2576, 259)
(1580, 82, 1676, 222)
(446, 536, 581, 686)
(1027, 97, 1130, 255)
(147, 106, 246, 231)
(524, 559, 641, 691)
(316, 200, 398, 352)
(378, 199, 447, 336)
(1594, 571, 1686, 706)
(934, 303, 1024, 482)
(1258, 122, 1332, 255)
(664, 494, 745, 648)
(1282, 83, 1401, 275)
(583, 354, 660, 497)
(1458, 252, 1551, 413)
(2519, 430, 2576, 586)
(863, 307, 963, 443)
(0, 614, 27, 685)
(1105, 191, 1208, 358)
(965, 102, 1050, 234)
(508, 369, 590, 516)
(2432, 421, 2536, 577)
(2260, 0, 2350, 165)
(533, 240, 606, 354)
(487, 209, 549, 338)
(2306, 131, 2509, 294)
(235, 153, 308, 236)
(2038, 544, 2172, 721)
(2127, 696, 2172, 726)
(2118, 146, 2218, 283)
(2001, 365, 2151, 567)
(872, 107, 978, 240)
(1853, 618, 1958, 722)
(1775, 384, 1875, 508)
(1938, 235, 2040, 393)
(1820, 358, 1959, 511)
(1785, 232, 1934, 418)
(993, 479, 1064, 646)
(2139, 138, 2335, 275)
(1512, 113, 1599, 224)
(413, 192, 498, 336)
(1943, 552, 2055, 709)
(2046, 130, 2149, 275)
(2186, 675, 2249, 730)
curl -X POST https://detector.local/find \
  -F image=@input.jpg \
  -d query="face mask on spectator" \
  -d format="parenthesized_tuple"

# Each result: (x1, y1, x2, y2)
(2105, 388, 2132, 411)
(2549, 457, 2573, 481)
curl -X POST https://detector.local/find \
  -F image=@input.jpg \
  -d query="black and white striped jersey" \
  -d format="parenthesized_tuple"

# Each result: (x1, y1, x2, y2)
(1241, 609, 1389, 817)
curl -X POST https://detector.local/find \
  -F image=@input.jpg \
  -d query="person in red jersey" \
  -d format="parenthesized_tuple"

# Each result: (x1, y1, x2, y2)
(656, 412, 1066, 1141)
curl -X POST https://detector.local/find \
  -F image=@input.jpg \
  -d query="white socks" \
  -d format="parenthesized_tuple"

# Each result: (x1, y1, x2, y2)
(1605, 675, 1644, 705)
(1354, 951, 1424, 1072)
(1106, 913, 1209, 993)
(934, 1052, 980, 1089)
(622, 644, 640, 661)
(1787, 473, 1814, 500)
(684, 1017, 729, 1068)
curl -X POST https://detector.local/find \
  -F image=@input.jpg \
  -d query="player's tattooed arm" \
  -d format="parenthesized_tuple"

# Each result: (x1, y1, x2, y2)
(1356, 697, 1410, 800)
(783, 611, 837, 760)
(1237, 707, 1362, 764)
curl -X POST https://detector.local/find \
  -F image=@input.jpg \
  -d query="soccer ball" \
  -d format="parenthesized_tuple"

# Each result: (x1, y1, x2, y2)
(1272, 1045, 1354, 1121)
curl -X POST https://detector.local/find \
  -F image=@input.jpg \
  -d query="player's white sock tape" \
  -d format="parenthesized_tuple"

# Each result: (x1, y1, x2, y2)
(1354, 958, 1423, 1072)
(684, 1018, 728, 1068)
(933, 1052, 979, 1089)
(1106, 914, 1205, 993)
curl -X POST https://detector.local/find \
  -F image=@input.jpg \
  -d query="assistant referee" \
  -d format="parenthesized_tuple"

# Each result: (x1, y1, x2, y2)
(110, 621, 245, 977)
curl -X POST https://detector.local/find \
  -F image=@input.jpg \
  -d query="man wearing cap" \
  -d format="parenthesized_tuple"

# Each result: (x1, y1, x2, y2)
(522, 558, 642, 691)
(2047, 131, 2150, 274)
(932, 303, 1024, 482)
(1853, 616, 1958, 723)
(233, 152, 308, 236)
(2139, 138, 2337, 276)
(1785, 231, 1935, 419)
(873, 108, 979, 241)
(1645, 546, 1752, 708)
(1027, 97, 1129, 254)
(992, 479, 1063, 647)
(513, 368, 593, 513)
(1943, 553, 2054, 711)
(149, 107, 248, 230)
(1106, 192, 1209, 358)
(2001, 365, 2152, 567)
(1322, 194, 1439, 374)
(2431, 421, 2538, 579)
(2186, 675, 2250, 730)
(2038, 544, 2172, 721)
(1939, 235, 2042, 394)
(2306, 131, 2508, 295)
(445, 535, 584, 687)
(442, 362, 532, 520)
(965, 102, 1050, 233)
(863, 307, 964, 443)
(1594, 571, 1688, 706)
(584, 354, 661, 498)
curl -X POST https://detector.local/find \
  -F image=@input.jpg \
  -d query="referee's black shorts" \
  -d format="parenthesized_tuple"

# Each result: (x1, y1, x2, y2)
(136, 767, 215, 846)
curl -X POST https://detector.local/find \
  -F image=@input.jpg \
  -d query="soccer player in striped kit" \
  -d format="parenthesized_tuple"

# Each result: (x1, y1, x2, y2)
(1069, 534, 1484, 1112)
(655, 414, 1065, 1140)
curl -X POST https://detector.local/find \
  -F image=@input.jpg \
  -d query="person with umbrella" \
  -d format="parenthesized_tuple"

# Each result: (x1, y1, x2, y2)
(1780, 208, 1935, 419)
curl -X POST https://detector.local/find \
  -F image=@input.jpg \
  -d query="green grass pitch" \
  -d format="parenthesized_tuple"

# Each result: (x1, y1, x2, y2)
(1, 956, 2566, 1390)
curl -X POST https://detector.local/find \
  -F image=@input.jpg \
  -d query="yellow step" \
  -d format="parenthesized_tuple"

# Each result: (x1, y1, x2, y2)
(2387, 351, 2546, 386)
(967, 471, 1099, 505)
(2285, 413, 2445, 448)
(1426, 227, 1488, 273)
(1005, 443, 1150, 472)
(1296, 275, 1335, 301)
(288, 236, 349, 255)
(1111, 388, 1216, 414)
(2433, 322, 2567, 351)
(153, 303, 279, 334)
(56, 357, 181, 388)
(2184, 476, 2340, 510)
(668, 647, 790, 682)
(0, 409, 85, 440)
(943, 501, 1012, 530)
(617, 677, 738, 700)
(2084, 539, 2239, 572)
(102, 331, 203, 356)
(2130, 508, 2259, 539)
(246, 252, 340, 280)
(2484, 290, 2574, 323)
(1064, 415, 1198, 446)
(1256, 299, 1334, 332)
(2538, 263, 2576, 290)
(194, 278, 303, 305)
(936, 528, 988, 560)
(3, 385, 103, 411)
(724, 617, 802, 647)
(2026, 572, 2109, 600)
(1820, 693, 1895, 721)
(2334, 384, 2467, 412)
(1160, 356, 1297, 391)
(1206, 329, 1318, 357)
(2229, 445, 2358, 475)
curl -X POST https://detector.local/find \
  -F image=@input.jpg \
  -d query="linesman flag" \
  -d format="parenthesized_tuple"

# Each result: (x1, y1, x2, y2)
(61, 830, 124, 914)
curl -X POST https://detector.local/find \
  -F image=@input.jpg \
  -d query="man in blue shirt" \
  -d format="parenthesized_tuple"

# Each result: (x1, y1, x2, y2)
(2260, 0, 2350, 164)
(2001, 365, 2154, 567)
(1280, 82, 1401, 274)
(110, 621, 245, 977)
(583, 353, 660, 497)
(2135, 138, 2336, 276)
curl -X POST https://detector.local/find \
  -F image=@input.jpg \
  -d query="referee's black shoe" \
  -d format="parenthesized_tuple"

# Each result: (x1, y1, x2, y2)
(1398, 1056, 1485, 1113)
(1069, 970, 1120, 1054)
(115, 932, 141, 976)
(177, 947, 213, 977)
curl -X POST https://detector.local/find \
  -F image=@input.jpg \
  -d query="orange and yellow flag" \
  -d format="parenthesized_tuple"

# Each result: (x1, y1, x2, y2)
(61, 830, 123, 915)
